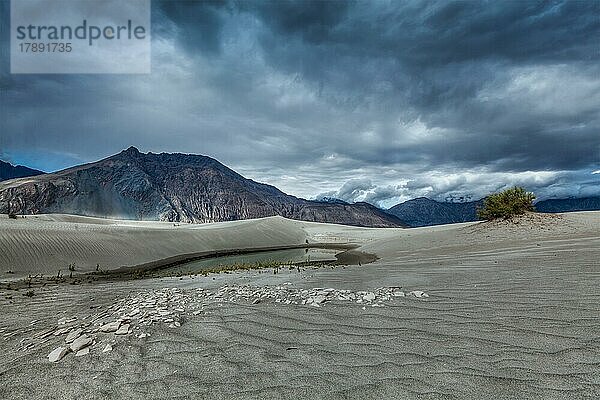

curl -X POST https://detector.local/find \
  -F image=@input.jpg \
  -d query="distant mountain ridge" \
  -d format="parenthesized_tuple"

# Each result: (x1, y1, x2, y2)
(0, 147, 405, 228)
(386, 197, 482, 227)
(315, 197, 350, 205)
(386, 196, 600, 227)
(0, 160, 44, 182)
(535, 197, 600, 213)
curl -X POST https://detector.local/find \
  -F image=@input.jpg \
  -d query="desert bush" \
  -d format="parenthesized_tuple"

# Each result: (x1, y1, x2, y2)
(477, 187, 535, 220)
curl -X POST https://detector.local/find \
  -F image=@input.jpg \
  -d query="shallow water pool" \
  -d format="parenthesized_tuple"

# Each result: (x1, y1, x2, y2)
(164, 247, 340, 275)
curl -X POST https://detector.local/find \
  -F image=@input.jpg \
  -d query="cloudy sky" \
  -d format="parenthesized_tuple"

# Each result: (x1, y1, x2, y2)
(1, 0, 599, 207)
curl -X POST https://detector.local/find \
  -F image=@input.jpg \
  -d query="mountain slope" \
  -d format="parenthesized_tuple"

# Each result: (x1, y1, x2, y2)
(535, 197, 600, 213)
(387, 195, 600, 227)
(386, 197, 482, 227)
(0, 160, 44, 182)
(0, 147, 406, 227)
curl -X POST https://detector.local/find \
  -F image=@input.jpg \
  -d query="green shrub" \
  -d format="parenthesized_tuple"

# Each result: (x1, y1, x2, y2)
(477, 187, 535, 220)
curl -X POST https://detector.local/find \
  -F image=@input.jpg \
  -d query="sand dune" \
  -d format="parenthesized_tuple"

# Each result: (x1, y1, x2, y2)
(0, 214, 313, 278)
(0, 212, 599, 399)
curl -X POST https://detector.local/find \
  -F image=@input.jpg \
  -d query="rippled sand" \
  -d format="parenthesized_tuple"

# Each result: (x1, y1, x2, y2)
(1, 212, 599, 399)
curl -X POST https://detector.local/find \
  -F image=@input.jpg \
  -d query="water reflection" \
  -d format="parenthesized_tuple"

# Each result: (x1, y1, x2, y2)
(165, 248, 339, 274)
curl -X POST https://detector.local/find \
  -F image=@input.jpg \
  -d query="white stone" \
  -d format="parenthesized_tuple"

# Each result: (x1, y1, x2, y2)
(100, 321, 121, 333)
(48, 346, 70, 362)
(70, 334, 92, 352)
(65, 328, 83, 344)
(115, 323, 130, 335)
(75, 347, 90, 357)
(313, 295, 327, 304)
(410, 290, 429, 298)
(392, 291, 405, 297)
(102, 344, 113, 353)
(363, 293, 376, 302)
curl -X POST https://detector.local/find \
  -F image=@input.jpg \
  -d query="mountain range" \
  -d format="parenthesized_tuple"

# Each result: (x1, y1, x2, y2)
(1, 148, 598, 227)
(385, 196, 600, 227)
(0, 160, 44, 182)
(0, 147, 405, 228)
(534, 197, 600, 213)
(385, 197, 483, 227)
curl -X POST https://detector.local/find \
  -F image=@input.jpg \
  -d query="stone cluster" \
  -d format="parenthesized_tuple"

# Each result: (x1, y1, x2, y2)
(41, 288, 192, 362)
(204, 284, 429, 307)
(8, 284, 429, 362)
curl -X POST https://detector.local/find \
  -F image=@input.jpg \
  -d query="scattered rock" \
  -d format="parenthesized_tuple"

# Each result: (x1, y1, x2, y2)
(65, 328, 83, 344)
(70, 334, 92, 352)
(363, 292, 376, 302)
(36, 284, 432, 363)
(75, 347, 90, 357)
(115, 323, 130, 335)
(48, 346, 69, 362)
(100, 321, 121, 333)
(313, 295, 327, 304)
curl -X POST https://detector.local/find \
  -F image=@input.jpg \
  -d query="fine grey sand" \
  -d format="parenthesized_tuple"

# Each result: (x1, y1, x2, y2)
(0, 214, 311, 278)
(0, 212, 599, 399)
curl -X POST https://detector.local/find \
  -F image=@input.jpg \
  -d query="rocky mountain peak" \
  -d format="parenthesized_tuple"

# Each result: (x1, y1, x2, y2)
(0, 148, 406, 227)
(123, 146, 141, 154)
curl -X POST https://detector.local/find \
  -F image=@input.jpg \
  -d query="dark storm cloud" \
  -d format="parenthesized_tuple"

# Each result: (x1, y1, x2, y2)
(246, 0, 352, 43)
(154, 0, 230, 55)
(1, 0, 599, 206)
(237, 0, 600, 170)
(253, 0, 600, 66)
